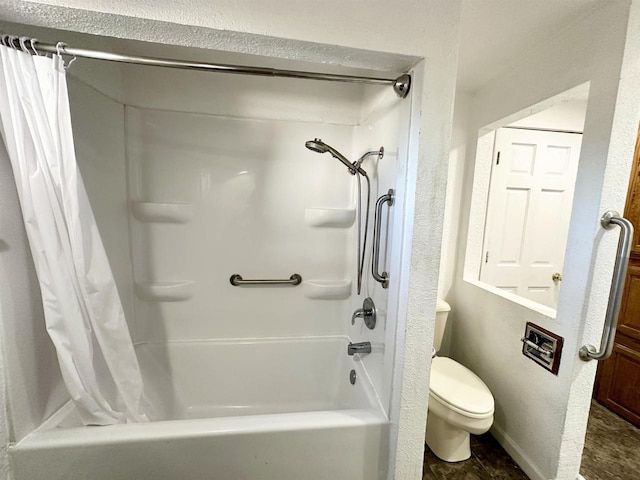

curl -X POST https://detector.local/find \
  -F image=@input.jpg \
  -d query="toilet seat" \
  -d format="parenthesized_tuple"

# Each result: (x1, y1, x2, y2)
(430, 357, 494, 418)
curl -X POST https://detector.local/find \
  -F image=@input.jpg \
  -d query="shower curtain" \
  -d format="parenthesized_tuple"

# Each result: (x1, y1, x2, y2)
(0, 45, 148, 424)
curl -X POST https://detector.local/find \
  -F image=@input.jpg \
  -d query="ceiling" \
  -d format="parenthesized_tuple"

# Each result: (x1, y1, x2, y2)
(457, 0, 611, 93)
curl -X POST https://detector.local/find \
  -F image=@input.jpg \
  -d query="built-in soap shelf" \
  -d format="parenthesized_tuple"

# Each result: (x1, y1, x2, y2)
(302, 280, 351, 300)
(135, 281, 194, 302)
(304, 207, 355, 228)
(130, 201, 195, 223)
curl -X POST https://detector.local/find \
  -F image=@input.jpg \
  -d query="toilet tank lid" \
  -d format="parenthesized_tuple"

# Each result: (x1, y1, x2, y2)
(436, 298, 451, 313)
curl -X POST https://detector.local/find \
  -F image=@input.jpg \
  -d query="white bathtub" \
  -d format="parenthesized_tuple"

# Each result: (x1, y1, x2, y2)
(10, 337, 389, 480)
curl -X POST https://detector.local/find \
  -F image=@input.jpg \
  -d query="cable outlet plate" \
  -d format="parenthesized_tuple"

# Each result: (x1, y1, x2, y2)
(521, 322, 564, 375)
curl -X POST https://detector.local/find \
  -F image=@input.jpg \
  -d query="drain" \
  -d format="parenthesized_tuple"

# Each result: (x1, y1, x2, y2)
(350, 369, 357, 385)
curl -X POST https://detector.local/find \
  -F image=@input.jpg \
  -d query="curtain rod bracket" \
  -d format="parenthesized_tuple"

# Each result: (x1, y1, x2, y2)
(393, 74, 411, 98)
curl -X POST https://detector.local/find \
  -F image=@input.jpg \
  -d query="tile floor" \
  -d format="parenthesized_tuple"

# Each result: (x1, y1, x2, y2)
(423, 433, 529, 480)
(422, 400, 640, 480)
(580, 400, 640, 480)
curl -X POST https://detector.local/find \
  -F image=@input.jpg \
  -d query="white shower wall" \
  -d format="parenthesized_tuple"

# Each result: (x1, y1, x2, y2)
(349, 85, 408, 408)
(127, 106, 356, 341)
(69, 78, 135, 330)
(65, 57, 405, 410)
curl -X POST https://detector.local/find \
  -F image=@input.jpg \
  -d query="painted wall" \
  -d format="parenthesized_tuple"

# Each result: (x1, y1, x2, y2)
(441, 2, 640, 479)
(508, 97, 588, 132)
(439, 92, 473, 302)
(1, 1, 463, 479)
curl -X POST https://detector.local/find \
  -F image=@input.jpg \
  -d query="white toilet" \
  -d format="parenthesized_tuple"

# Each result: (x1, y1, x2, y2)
(425, 298, 495, 462)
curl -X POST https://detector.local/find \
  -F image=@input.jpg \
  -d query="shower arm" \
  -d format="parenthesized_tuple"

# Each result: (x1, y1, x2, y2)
(352, 147, 384, 174)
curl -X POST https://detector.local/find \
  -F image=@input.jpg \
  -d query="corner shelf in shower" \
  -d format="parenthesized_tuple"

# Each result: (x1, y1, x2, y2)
(135, 281, 195, 302)
(304, 207, 355, 228)
(302, 280, 352, 300)
(130, 201, 195, 223)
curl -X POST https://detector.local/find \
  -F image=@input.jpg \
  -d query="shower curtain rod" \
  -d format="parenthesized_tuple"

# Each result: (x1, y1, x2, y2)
(1, 34, 411, 98)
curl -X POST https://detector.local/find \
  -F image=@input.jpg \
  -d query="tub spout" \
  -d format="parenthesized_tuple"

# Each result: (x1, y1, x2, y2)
(348, 342, 372, 356)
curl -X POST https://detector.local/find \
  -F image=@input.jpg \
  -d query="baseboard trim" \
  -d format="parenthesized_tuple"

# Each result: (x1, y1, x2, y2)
(490, 424, 548, 480)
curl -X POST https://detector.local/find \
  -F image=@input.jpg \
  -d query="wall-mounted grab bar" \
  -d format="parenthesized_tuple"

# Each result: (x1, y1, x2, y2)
(230, 274, 302, 286)
(579, 211, 634, 361)
(372, 189, 394, 289)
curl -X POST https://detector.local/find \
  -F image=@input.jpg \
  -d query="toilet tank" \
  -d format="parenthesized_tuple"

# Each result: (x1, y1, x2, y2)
(434, 298, 451, 352)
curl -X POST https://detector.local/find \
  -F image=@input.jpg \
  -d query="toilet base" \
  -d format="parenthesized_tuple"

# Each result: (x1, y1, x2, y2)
(425, 411, 471, 462)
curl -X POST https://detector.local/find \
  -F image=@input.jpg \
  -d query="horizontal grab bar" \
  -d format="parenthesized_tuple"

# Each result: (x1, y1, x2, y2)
(229, 274, 302, 286)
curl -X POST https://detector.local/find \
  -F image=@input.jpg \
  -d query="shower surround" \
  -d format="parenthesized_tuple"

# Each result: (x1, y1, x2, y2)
(2, 36, 412, 480)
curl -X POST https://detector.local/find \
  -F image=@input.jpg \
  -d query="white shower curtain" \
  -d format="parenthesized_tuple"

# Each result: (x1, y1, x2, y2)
(0, 46, 148, 425)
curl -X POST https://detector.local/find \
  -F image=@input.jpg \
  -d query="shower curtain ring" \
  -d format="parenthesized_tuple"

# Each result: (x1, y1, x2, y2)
(55, 42, 76, 69)
(30, 38, 40, 56)
(8, 36, 19, 50)
(19, 37, 30, 54)
(65, 55, 77, 69)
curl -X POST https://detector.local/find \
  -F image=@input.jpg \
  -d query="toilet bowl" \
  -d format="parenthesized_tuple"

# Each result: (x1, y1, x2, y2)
(426, 299, 494, 462)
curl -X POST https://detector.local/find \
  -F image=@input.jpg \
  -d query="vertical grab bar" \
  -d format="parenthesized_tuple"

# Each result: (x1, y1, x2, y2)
(579, 211, 634, 361)
(372, 189, 394, 288)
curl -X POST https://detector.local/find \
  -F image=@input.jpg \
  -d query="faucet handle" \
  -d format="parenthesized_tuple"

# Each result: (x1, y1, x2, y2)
(351, 298, 376, 329)
(351, 308, 365, 325)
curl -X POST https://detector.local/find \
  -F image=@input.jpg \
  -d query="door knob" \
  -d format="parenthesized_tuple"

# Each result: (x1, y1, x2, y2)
(552, 272, 563, 282)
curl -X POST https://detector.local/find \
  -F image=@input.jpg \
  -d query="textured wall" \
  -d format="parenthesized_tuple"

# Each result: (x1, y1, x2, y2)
(443, 2, 640, 479)
(439, 92, 473, 302)
(9, 0, 436, 59)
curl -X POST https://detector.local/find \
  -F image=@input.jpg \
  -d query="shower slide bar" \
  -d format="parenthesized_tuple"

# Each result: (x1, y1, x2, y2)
(229, 274, 302, 287)
(0, 35, 412, 98)
(579, 211, 633, 362)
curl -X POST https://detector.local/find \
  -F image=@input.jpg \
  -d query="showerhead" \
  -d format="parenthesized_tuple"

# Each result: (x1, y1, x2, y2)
(305, 138, 365, 175)
(305, 139, 330, 154)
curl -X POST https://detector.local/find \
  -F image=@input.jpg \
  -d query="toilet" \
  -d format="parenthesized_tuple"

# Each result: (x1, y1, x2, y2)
(425, 298, 495, 462)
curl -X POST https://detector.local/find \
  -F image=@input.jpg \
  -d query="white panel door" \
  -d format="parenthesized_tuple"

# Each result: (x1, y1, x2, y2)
(480, 127, 582, 307)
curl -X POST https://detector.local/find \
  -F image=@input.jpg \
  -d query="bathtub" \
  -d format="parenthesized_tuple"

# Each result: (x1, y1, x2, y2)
(10, 337, 389, 480)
